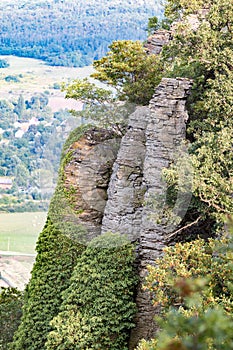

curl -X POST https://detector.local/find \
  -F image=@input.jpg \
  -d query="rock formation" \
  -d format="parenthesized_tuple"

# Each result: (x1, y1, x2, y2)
(130, 77, 192, 347)
(49, 128, 121, 243)
(144, 29, 171, 55)
(100, 77, 192, 347)
(48, 77, 192, 347)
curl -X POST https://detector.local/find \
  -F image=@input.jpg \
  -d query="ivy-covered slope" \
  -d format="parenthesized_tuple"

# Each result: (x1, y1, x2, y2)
(11, 125, 137, 349)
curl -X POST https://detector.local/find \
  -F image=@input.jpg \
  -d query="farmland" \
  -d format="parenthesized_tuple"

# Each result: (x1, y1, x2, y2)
(0, 55, 93, 103)
(0, 211, 47, 289)
(0, 211, 47, 253)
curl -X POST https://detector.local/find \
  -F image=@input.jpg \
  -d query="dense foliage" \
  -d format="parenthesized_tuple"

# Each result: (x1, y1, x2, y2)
(0, 0, 162, 67)
(10, 218, 84, 350)
(46, 233, 137, 350)
(157, 0, 233, 228)
(0, 287, 23, 349)
(92, 41, 163, 105)
(137, 220, 233, 349)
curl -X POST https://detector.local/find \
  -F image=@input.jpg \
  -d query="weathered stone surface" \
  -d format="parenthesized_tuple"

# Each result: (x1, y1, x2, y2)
(101, 107, 150, 241)
(144, 30, 171, 55)
(50, 128, 121, 243)
(129, 78, 192, 348)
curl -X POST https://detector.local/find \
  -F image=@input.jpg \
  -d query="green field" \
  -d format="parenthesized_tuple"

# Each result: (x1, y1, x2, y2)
(0, 55, 94, 100)
(0, 212, 47, 253)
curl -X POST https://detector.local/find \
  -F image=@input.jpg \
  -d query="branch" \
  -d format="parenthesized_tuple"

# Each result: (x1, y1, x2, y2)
(166, 216, 202, 240)
(199, 193, 224, 213)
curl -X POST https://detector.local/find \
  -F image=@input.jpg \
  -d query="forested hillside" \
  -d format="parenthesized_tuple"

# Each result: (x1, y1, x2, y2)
(0, 95, 78, 212)
(0, 0, 162, 67)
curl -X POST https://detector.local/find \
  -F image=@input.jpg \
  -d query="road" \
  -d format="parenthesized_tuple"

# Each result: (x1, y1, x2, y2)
(0, 251, 36, 257)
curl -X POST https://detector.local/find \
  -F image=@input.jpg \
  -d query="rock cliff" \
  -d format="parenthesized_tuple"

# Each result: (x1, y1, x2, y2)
(144, 29, 171, 55)
(52, 77, 192, 347)
(100, 77, 192, 347)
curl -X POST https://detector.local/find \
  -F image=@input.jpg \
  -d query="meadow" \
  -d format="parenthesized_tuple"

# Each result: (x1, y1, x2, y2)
(0, 212, 47, 253)
(0, 55, 93, 97)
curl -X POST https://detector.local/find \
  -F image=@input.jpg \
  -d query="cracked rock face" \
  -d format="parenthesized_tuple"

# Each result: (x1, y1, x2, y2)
(144, 29, 171, 55)
(50, 128, 121, 243)
(129, 78, 192, 348)
(101, 106, 150, 242)
(56, 78, 192, 347)
(96, 78, 192, 348)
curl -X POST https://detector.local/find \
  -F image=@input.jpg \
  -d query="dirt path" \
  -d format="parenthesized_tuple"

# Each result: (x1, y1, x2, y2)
(0, 254, 35, 290)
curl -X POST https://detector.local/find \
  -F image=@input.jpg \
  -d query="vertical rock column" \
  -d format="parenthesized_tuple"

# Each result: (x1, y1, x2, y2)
(101, 107, 150, 241)
(129, 78, 192, 348)
(50, 128, 121, 243)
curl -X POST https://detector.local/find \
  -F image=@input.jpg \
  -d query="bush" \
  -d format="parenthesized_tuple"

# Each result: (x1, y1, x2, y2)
(0, 59, 9, 68)
(137, 220, 233, 349)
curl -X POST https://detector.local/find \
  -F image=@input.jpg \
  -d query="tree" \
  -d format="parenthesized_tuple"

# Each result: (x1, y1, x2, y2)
(14, 95, 25, 117)
(92, 40, 163, 105)
(160, 0, 233, 226)
(147, 16, 159, 35)
(0, 58, 9, 68)
(46, 233, 137, 350)
(137, 218, 233, 350)
(63, 78, 135, 135)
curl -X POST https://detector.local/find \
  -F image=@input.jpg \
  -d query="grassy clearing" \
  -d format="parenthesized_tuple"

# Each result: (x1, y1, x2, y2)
(0, 212, 47, 253)
(0, 55, 94, 100)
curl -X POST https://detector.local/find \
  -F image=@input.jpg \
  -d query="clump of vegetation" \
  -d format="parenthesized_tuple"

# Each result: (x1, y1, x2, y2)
(10, 218, 84, 350)
(92, 40, 163, 105)
(0, 59, 10, 68)
(137, 219, 233, 349)
(46, 233, 137, 350)
(4, 75, 20, 83)
(0, 287, 23, 349)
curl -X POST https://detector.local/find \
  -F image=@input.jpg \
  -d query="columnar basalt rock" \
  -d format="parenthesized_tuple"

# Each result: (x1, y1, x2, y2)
(140, 77, 192, 265)
(129, 78, 192, 348)
(98, 78, 192, 348)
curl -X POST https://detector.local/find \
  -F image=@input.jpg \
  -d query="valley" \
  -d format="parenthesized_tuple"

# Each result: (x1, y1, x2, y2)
(0, 211, 47, 289)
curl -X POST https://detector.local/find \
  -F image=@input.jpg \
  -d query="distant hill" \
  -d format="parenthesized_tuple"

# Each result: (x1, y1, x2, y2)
(0, 0, 163, 67)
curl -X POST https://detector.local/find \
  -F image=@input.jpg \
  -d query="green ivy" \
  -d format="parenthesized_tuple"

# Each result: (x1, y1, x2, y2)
(0, 288, 23, 349)
(46, 233, 137, 350)
(10, 219, 84, 350)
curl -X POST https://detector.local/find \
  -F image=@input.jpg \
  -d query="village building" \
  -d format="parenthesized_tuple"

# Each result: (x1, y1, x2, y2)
(0, 177, 13, 190)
